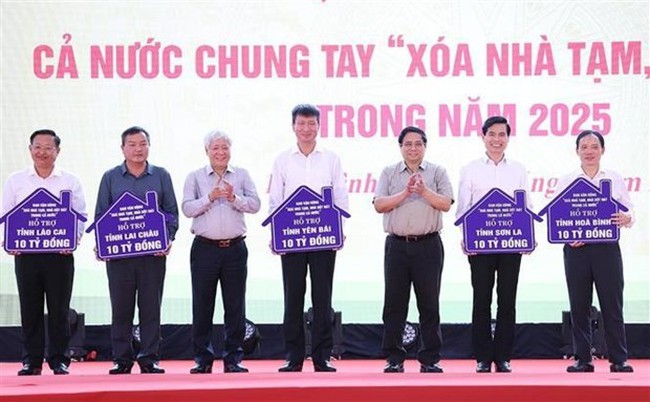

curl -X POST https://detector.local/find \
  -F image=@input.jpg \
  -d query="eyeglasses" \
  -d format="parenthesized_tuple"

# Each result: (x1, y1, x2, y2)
(401, 142, 425, 148)
(31, 145, 57, 153)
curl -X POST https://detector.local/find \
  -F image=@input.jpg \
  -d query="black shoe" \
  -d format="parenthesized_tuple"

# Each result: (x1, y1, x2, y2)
(139, 363, 165, 374)
(52, 363, 69, 375)
(383, 362, 404, 373)
(566, 361, 594, 373)
(495, 361, 512, 373)
(420, 362, 444, 373)
(476, 361, 491, 373)
(313, 361, 336, 372)
(224, 363, 249, 373)
(610, 362, 634, 373)
(189, 363, 212, 374)
(17, 364, 42, 376)
(278, 361, 303, 372)
(109, 363, 133, 375)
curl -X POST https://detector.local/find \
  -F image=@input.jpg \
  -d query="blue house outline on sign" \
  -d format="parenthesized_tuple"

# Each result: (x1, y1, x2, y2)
(454, 189, 542, 253)
(86, 191, 170, 259)
(262, 186, 351, 253)
(538, 178, 628, 244)
(0, 188, 87, 252)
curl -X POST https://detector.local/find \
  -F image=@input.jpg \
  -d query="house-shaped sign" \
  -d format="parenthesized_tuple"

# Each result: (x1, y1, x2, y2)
(454, 189, 541, 253)
(538, 178, 627, 243)
(0, 188, 86, 253)
(86, 191, 170, 259)
(262, 186, 350, 254)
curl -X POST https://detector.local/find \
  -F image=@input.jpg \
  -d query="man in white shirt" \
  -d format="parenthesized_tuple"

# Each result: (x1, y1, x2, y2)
(268, 104, 349, 373)
(559, 130, 634, 373)
(2, 129, 86, 376)
(455, 116, 530, 373)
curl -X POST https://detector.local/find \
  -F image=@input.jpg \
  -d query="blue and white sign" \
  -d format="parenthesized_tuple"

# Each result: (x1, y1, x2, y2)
(455, 189, 540, 253)
(0, 188, 86, 253)
(262, 186, 350, 254)
(86, 191, 170, 259)
(538, 178, 627, 243)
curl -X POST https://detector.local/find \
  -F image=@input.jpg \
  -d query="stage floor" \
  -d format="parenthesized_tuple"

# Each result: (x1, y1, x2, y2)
(1, 359, 648, 402)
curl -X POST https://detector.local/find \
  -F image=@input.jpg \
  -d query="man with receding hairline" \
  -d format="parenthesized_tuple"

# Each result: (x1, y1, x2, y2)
(2, 129, 87, 376)
(559, 130, 634, 374)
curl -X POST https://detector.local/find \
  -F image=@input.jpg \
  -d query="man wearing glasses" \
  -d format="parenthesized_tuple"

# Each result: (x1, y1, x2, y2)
(2, 129, 87, 376)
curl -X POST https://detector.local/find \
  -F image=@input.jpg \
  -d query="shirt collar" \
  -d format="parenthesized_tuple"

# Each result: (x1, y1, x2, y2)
(398, 160, 427, 173)
(481, 153, 508, 165)
(204, 164, 233, 175)
(120, 161, 152, 176)
(577, 166, 607, 179)
(290, 142, 322, 156)
(28, 164, 62, 178)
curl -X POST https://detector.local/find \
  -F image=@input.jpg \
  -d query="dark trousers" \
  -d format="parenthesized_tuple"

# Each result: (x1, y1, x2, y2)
(280, 250, 336, 365)
(190, 239, 248, 366)
(381, 234, 444, 365)
(469, 253, 521, 363)
(563, 242, 628, 364)
(15, 253, 74, 369)
(106, 255, 166, 366)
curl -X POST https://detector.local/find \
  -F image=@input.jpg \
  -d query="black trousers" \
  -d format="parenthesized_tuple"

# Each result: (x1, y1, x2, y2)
(280, 250, 336, 365)
(469, 253, 522, 363)
(381, 234, 444, 365)
(563, 242, 628, 364)
(106, 255, 166, 366)
(190, 239, 248, 366)
(15, 253, 74, 369)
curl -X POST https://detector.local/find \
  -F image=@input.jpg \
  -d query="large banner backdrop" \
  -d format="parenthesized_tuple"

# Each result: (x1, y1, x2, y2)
(1, 1, 648, 326)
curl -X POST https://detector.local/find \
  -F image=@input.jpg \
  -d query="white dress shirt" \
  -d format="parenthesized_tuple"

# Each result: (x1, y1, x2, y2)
(557, 167, 634, 226)
(268, 143, 349, 213)
(1, 165, 87, 242)
(455, 154, 530, 220)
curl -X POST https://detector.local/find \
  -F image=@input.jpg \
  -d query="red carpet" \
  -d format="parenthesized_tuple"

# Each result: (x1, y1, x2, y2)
(1, 360, 648, 402)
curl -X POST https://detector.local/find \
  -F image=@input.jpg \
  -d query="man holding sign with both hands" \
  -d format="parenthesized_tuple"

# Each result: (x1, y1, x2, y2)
(455, 116, 531, 374)
(268, 104, 349, 373)
(557, 130, 634, 373)
(93, 126, 179, 375)
(2, 129, 86, 376)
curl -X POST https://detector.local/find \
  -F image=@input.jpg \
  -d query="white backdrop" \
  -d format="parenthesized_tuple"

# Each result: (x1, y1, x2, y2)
(1, 0, 648, 325)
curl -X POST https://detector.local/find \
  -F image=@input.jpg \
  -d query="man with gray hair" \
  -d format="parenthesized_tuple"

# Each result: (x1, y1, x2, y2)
(182, 130, 260, 374)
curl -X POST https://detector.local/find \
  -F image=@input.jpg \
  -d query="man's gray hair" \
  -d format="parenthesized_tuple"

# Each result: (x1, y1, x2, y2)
(204, 130, 232, 149)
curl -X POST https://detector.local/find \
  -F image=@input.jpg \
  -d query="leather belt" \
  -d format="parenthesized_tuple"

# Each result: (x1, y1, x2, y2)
(195, 235, 245, 248)
(389, 232, 439, 242)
